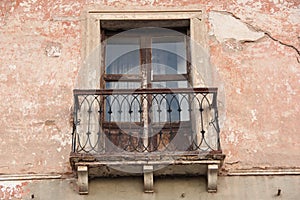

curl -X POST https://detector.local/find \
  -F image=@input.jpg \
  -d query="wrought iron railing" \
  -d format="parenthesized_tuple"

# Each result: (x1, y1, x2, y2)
(71, 88, 221, 155)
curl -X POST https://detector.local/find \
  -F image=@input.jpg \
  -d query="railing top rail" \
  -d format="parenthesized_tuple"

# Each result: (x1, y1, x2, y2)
(73, 87, 218, 95)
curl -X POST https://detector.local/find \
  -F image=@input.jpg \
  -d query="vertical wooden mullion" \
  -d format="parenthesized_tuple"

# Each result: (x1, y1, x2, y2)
(186, 27, 194, 148)
(147, 37, 157, 151)
(186, 28, 192, 87)
(140, 36, 153, 151)
(100, 23, 106, 153)
(101, 28, 108, 125)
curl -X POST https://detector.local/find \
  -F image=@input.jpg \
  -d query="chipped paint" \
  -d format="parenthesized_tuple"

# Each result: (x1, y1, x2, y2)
(226, 132, 238, 144)
(0, 181, 29, 199)
(50, 134, 71, 147)
(250, 109, 257, 123)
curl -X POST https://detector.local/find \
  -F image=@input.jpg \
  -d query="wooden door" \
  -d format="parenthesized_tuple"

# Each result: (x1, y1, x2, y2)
(102, 29, 192, 153)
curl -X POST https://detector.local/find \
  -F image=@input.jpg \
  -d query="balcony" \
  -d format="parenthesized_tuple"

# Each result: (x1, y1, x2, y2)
(70, 88, 225, 194)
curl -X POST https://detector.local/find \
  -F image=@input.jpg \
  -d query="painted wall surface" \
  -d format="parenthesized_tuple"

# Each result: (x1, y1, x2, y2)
(0, 0, 299, 175)
(1, 176, 300, 200)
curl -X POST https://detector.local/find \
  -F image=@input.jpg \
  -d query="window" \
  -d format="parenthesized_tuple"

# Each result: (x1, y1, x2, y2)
(101, 20, 190, 123)
(76, 10, 207, 153)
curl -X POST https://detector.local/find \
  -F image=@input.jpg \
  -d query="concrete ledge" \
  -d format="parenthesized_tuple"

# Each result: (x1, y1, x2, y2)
(227, 169, 300, 176)
(75, 159, 221, 166)
(0, 174, 62, 181)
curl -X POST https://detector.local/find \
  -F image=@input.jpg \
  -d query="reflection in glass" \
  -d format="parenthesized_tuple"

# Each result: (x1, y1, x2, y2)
(152, 36, 187, 75)
(106, 37, 140, 74)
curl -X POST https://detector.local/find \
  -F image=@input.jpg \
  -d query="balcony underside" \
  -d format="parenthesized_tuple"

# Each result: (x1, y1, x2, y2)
(70, 152, 225, 177)
(70, 152, 225, 194)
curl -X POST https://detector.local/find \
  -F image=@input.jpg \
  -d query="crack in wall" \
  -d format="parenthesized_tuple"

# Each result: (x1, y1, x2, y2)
(264, 32, 300, 63)
(223, 10, 300, 63)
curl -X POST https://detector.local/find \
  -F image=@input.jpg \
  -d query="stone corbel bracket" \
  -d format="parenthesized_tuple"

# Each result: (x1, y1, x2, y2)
(207, 164, 219, 192)
(143, 165, 154, 193)
(77, 165, 89, 195)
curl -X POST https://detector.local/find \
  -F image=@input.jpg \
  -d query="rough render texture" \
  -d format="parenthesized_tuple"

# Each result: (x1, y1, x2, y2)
(0, 0, 299, 174)
(1, 176, 300, 200)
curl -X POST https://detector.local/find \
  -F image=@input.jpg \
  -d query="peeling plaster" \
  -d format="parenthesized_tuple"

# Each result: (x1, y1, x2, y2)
(210, 10, 300, 62)
(0, 181, 29, 199)
(45, 42, 62, 57)
(250, 109, 257, 122)
(8, 64, 17, 70)
(287, 8, 300, 25)
(284, 80, 296, 95)
(209, 11, 265, 42)
(226, 131, 239, 145)
(50, 134, 71, 147)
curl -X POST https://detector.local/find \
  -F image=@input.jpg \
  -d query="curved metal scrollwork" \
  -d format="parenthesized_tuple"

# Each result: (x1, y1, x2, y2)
(72, 88, 221, 155)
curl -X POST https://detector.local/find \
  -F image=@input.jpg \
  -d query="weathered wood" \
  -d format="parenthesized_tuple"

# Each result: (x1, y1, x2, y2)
(73, 87, 218, 95)
(101, 20, 189, 30)
(103, 74, 142, 82)
(152, 74, 189, 81)
(101, 121, 191, 129)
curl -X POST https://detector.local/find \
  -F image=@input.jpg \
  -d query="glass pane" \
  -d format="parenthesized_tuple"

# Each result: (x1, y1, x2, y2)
(152, 81, 188, 89)
(105, 82, 141, 122)
(106, 37, 140, 74)
(106, 82, 141, 89)
(152, 36, 187, 75)
(151, 81, 189, 122)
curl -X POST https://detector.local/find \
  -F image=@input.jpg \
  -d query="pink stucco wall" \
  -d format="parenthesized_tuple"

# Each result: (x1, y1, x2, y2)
(0, 0, 299, 174)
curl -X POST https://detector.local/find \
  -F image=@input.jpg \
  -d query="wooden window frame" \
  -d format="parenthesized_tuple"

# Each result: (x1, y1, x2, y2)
(102, 24, 190, 89)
